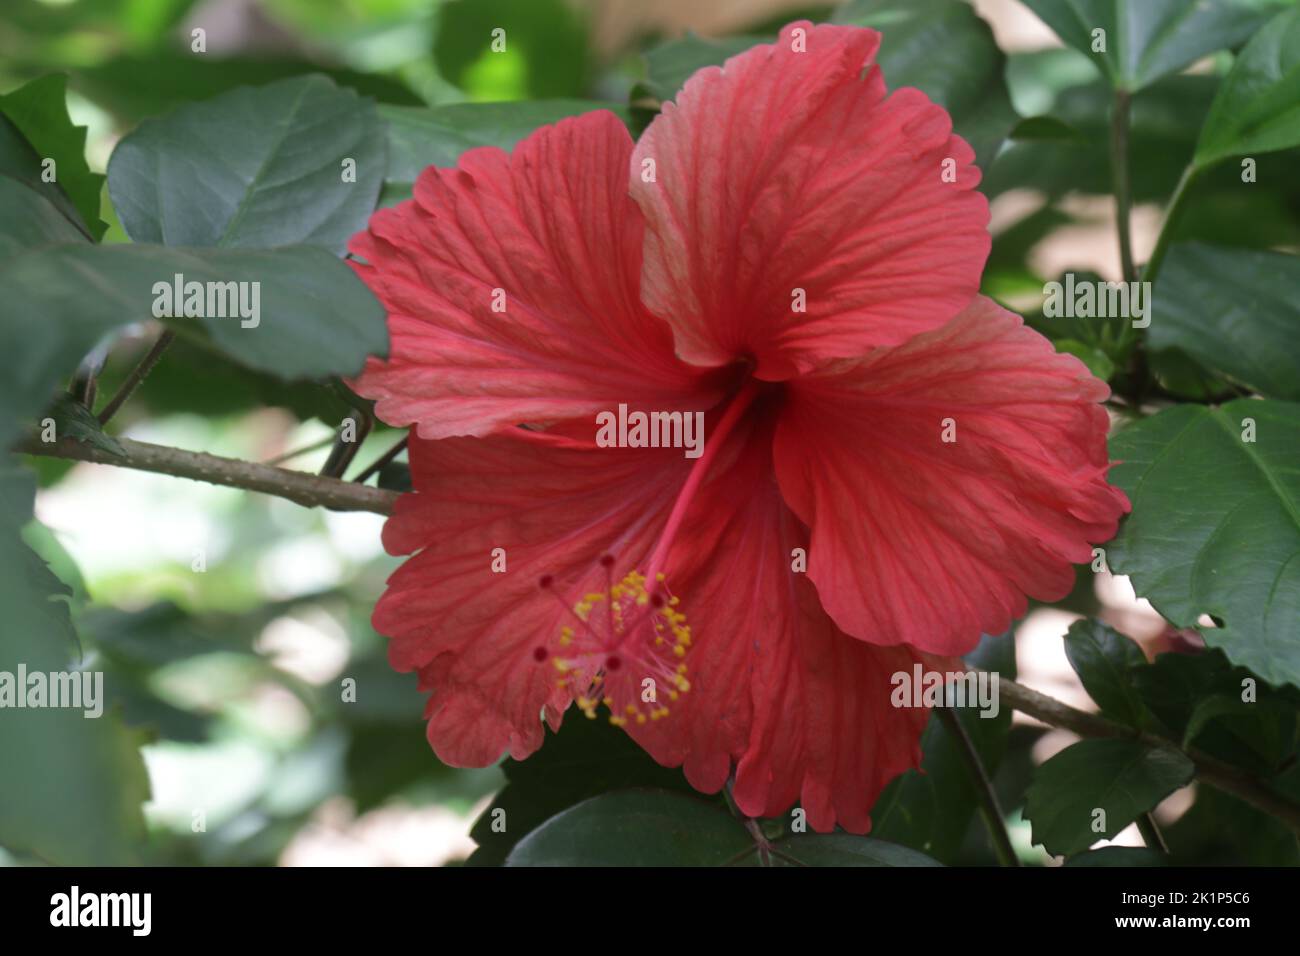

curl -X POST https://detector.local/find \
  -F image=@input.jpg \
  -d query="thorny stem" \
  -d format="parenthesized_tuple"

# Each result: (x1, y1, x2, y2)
(97, 330, 176, 425)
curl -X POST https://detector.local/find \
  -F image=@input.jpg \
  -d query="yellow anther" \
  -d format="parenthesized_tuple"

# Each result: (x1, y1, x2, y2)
(545, 565, 692, 727)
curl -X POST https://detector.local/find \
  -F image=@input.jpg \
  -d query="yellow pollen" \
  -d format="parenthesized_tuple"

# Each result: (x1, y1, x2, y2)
(542, 567, 693, 729)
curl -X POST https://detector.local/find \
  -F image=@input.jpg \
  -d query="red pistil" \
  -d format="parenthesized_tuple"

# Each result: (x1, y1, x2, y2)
(645, 378, 762, 590)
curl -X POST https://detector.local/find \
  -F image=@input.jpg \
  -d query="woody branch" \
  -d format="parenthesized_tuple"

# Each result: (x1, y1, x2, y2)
(12, 436, 1300, 836)
(15, 434, 399, 514)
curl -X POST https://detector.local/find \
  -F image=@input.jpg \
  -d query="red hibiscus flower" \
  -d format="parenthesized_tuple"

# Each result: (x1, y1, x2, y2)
(348, 22, 1130, 833)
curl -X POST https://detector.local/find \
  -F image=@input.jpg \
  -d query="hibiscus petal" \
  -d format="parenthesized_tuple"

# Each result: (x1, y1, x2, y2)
(734, 580, 943, 834)
(773, 296, 1131, 655)
(381, 410, 937, 831)
(349, 110, 719, 439)
(629, 21, 989, 379)
(625, 411, 937, 833)
(375, 429, 691, 766)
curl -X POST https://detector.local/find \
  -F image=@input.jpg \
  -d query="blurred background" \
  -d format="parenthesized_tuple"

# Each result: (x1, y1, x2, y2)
(3, 0, 1295, 866)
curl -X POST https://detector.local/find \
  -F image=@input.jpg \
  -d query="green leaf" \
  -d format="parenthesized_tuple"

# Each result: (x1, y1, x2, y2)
(1108, 399, 1300, 687)
(985, 74, 1217, 201)
(1005, 46, 1107, 114)
(1164, 771, 1300, 864)
(91, 335, 359, 426)
(0, 74, 106, 240)
(507, 787, 946, 867)
(1165, 151, 1300, 251)
(1126, 648, 1299, 774)
(835, 0, 1019, 170)
(760, 834, 943, 867)
(77, 52, 421, 122)
(469, 716, 697, 866)
(434, 0, 591, 101)
(1023, 739, 1194, 856)
(1021, 0, 1283, 92)
(1195, 5, 1300, 167)
(1064, 846, 1167, 866)
(504, 789, 753, 866)
(0, 241, 386, 450)
(1055, 339, 1116, 381)
(635, 2, 1016, 170)
(1023, 270, 1129, 376)
(1009, 114, 1087, 142)
(636, 34, 764, 104)
(1132, 648, 1234, 735)
(0, 174, 87, 256)
(1064, 619, 1150, 727)
(1181, 691, 1298, 773)
(1150, 243, 1300, 400)
(1147, 346, 1235, 401)
(0, 465, 150, 865)
(107, 75, 384, 254)
(80, 601, 261, 667)
(379, 100, 629, 206)
(46, 395, 125, 458)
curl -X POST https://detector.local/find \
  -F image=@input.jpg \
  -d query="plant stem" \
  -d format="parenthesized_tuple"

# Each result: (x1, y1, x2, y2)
(1115, 160, 1205, 403)
(1110, 89, 1137, 283)
(1136, 812, 1169, 854)
(1140, 162, 1202, 286)
(15, 434, 398, 514)
(353, 435, 408, 483)
(12, 434, 1300, 838)
(936, 707, 1020, 866)
(319, 408, 373, 478)
(97, 330, 176, 425)
(263, 434, 338, 466)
